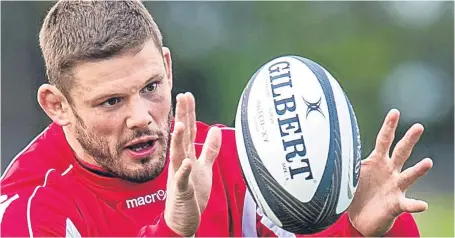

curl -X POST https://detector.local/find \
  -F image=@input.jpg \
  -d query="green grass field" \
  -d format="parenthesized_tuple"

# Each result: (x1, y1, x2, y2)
(413, 195, 454, 237)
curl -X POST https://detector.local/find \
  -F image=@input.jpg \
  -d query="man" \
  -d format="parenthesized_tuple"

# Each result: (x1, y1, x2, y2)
(0, 1, 433, 237)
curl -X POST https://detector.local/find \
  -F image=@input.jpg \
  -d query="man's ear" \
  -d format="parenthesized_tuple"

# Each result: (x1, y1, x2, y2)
(37, 84, 71, 126)
(162, 47, 173, 90)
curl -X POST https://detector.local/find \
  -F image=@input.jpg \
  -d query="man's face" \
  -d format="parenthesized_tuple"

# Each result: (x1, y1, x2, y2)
(67, 40, 173, 183)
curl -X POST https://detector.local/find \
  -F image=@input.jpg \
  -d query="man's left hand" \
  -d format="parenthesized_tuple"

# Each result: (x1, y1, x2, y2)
(347, 109, 433, 236)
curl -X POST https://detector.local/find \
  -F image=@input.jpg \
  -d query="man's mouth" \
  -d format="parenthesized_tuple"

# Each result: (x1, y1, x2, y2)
(126, 140, 155, 152)
(123, 136, 159, 158)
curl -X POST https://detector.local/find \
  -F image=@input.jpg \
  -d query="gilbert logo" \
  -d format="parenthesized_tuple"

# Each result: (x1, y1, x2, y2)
(302, 96, 324, 119)
(126, 190, 167, 209)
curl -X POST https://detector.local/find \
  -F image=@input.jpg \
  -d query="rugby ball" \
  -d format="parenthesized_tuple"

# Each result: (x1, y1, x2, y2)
(235, 55, 362, 234)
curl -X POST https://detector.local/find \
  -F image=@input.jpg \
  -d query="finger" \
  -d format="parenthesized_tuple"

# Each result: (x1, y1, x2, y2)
(175, 93, 189, 156)
(174, 93, 186, 123)
(175, 158, 193, 192)
(169, 122, 186, 173)
(400, 198, 428, 213)
(399, 158, 433, 191)
(391, 123, 424, 171)
(186, 92, 197, 158)
(373, 109, 400, 157)
(199, 126, 222, 167)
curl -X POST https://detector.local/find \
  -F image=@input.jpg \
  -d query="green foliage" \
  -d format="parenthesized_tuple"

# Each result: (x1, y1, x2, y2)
(414, 195, 454, 237)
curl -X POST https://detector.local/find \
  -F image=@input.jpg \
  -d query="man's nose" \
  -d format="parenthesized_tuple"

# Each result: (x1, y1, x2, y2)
(126, 98, 152, 130)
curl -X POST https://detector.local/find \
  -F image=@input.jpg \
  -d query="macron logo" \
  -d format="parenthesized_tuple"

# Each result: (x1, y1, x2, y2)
(126, 190, 167, 209)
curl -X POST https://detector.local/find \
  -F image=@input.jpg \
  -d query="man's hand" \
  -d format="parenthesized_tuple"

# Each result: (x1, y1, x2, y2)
(164, 92, 222, 237)
(347, 109, 433, 236)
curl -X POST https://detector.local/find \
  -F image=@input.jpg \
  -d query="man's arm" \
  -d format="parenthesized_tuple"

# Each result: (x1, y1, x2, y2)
(136, 212, 183, 237)
(319, 212, 420, 237)
(255, 208, 420, 237)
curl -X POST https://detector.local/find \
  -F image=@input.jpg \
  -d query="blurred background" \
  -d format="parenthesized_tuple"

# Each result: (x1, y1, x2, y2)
(1, 1, 453, 236)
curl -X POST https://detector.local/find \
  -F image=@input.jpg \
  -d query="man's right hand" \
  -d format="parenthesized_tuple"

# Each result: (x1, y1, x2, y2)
(164, 92, 222, 237)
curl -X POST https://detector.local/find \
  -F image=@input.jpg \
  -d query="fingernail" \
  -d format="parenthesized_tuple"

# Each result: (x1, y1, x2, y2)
(415, 123, 424, 131)
(391, 108, 400, 116)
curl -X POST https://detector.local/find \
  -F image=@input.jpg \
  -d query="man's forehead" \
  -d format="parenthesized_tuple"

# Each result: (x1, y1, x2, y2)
(74, 62, 159, 88)
(71, 68, 162, 102)
(71, 42, 164, 95)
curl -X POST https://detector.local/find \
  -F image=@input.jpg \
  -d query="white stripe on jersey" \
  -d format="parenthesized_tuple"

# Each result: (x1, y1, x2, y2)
(27, 164, 74, 238)
(220, 127, 235, 131)
(27, 168, 55, 238)
(0, 194, 19, 223)
(66, 218, 82, 238)
(242, 191, 258, 237)
(257, 207, 296, 237)
(242, 191, 297, 237)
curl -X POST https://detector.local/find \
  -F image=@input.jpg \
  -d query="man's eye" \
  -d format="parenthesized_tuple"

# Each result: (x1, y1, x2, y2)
(101, 98, 122, 107)
(143, 82, 158, 93)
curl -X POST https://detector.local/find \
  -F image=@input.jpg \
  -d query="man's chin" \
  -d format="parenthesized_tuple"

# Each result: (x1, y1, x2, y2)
(116, 156, 166, 183)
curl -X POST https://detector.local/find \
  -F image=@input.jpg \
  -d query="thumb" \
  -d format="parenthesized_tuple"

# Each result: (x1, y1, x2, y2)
(199, 127, 222, 167)
(400, 198, 428, 213)
(175, 158, 193, 192)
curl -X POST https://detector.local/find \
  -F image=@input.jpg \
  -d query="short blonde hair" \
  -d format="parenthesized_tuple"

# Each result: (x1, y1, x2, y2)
(39, 0, 163, 97)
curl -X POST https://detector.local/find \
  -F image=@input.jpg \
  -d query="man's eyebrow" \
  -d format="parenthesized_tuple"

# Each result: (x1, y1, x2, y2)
(84, 74, 164, 104)
(143, 74, 163, 84)
(85, 92, 123, 105)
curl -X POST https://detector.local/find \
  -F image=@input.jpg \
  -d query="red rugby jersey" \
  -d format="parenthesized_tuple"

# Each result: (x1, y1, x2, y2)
(0, 122, 419, 237)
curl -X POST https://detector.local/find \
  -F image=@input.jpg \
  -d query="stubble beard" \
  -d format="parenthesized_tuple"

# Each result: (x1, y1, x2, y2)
(74, 109, 173, 183)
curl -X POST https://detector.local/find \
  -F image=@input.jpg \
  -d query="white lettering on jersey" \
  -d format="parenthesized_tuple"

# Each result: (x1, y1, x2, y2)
(126, 189, 167, 209)
(0, 194, 19, 223)
(66, 218, 82, 238)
